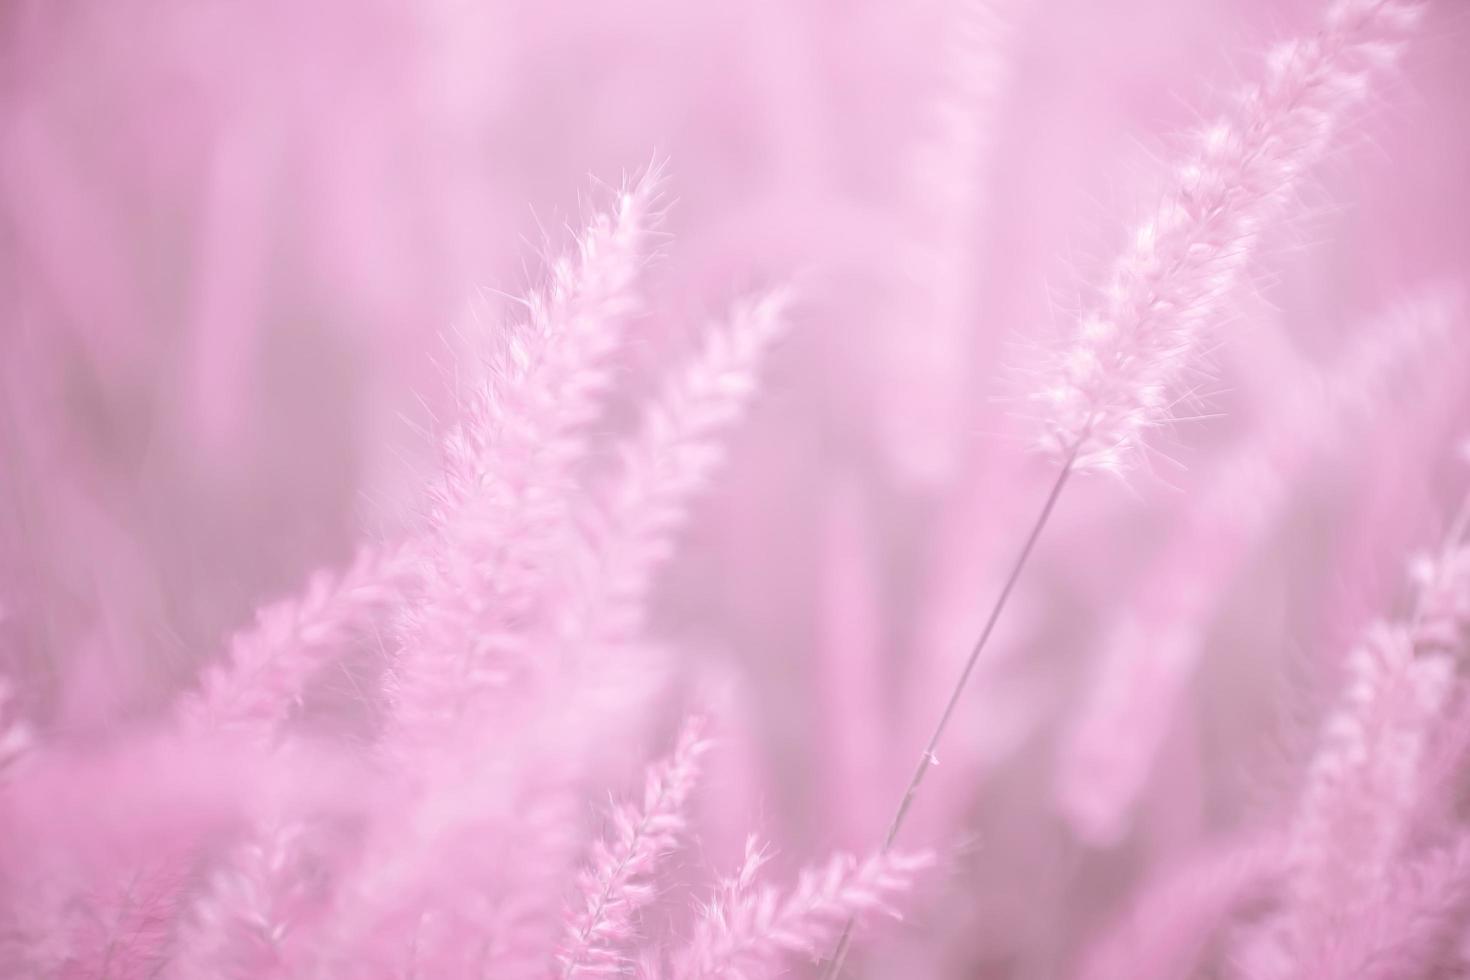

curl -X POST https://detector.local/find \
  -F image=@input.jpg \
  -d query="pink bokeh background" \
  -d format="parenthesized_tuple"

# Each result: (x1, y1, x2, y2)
(3, 0, 1469, 975)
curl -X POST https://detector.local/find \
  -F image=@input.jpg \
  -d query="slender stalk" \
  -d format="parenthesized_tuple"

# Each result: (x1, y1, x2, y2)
(819, 443, 1080, 978)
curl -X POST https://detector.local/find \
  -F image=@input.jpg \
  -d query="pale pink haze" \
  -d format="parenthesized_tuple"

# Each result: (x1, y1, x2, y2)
(1, 0, 1469, 977)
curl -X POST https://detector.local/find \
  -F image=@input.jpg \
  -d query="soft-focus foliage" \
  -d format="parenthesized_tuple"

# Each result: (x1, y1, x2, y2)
(2, 0, 1469, 977)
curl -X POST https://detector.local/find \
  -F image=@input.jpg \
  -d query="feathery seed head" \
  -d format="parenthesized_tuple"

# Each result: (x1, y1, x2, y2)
(1032, 0, 1424, 474)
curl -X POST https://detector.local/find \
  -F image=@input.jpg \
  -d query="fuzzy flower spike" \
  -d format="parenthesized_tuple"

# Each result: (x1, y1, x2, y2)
(1034, 0, 1425, 475)
(822, 2, 1427, 974)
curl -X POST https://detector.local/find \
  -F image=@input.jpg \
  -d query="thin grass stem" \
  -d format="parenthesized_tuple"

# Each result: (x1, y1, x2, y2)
(820, 440, 1081, 978)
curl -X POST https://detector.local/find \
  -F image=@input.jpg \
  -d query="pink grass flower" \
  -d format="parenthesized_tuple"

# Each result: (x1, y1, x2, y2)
(1032, 0, 1426, 474)
(563, 289, 792, 649)
(1245, 493, 1470, 976)
(2, 2, 1465, 977)
(675, 840, 931, 980)
(389, 169, 665, 741)
(181, 542, 416, 737)
(559, 717, 710, 977)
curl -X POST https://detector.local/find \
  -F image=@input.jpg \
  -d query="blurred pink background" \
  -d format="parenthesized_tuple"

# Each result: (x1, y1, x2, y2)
(3, 0, 1469, 975)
